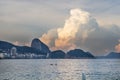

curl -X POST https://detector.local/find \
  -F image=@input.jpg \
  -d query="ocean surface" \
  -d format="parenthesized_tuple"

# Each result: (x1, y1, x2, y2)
(0, 59, 120, 80)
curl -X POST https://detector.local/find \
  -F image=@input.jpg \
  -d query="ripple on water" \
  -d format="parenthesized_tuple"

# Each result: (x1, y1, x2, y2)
(0, 59, 120, 80)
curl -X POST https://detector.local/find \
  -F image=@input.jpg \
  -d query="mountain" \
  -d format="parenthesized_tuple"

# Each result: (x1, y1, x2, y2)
(0, 40, 46, 55)
(16, 46, 45, 55)
(1, 39, 120, 59)
(106, 52, 120, 59)
(49, 50, 65, 59)
(67, 49, 94, 59)
(31, 38, 50, 54)
(0, 40, 15, 52)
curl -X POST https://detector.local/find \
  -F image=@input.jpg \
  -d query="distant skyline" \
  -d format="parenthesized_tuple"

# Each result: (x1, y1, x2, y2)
(0, 0, 120, 56)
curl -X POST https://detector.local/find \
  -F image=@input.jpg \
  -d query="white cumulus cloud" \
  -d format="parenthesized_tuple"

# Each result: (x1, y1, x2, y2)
(40, 8, 120, 55)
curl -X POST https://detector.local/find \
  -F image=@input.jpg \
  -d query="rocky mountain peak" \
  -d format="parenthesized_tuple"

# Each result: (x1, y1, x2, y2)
(31, 38, 50, 53)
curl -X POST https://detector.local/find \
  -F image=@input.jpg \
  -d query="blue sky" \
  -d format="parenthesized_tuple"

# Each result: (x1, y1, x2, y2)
(0, 0, 120, 55)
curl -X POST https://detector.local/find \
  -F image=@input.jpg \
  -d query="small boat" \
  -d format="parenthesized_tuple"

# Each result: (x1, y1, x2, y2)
(82, 73, 86, 80)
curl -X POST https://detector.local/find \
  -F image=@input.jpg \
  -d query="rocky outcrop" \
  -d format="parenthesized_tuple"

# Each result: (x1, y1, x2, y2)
(106, 52, 120, 59)
(0, 40, 45, 55)
(31, 38, 50, 54)
(67, 49, 94, 59)
(49, 50, 65, 59)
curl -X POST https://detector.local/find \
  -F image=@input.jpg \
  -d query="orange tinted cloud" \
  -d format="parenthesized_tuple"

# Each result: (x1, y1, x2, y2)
(40, 8, 120, 55)
(13, 41, 30, 46)
(115, 43, 120, 52)
(40, 8, 97, 51)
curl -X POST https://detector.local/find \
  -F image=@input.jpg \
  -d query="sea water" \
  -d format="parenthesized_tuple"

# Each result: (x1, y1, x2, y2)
(0, 59, 120, 80)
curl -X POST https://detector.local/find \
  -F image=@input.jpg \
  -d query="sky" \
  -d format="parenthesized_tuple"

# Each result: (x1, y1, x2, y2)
(0, 0, 120, 56)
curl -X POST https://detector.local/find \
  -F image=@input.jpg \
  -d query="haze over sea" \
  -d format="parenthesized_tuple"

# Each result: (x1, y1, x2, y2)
(0, 59, 119, 80)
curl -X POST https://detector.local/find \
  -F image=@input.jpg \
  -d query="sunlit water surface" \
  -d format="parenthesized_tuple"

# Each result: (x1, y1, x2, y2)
(0, 59, 120, 80)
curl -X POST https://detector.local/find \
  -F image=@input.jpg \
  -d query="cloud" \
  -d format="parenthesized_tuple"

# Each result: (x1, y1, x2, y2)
(55, 9, 97, 50)
(40, 29, 57, 47)
(0, 0, 67, 44)
(82, 27, 120, 55)
(0, 0, 120, 55)
(0, 0, 120, 45)
(40, 8, 120, 55)
(13, 41, 30, 46)
(115, 44, 120, 53)
(40, 8, 97, 50)
(115, 39, 120, 53)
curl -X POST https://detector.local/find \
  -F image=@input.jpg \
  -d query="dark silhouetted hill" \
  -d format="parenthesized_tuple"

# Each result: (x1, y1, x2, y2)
(106, 52, 120, 59)
(67, 49, 94, 59)
(50, 50, 65, 59)
(31, 38, 50, 54)
(0, 40, 46, 55)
